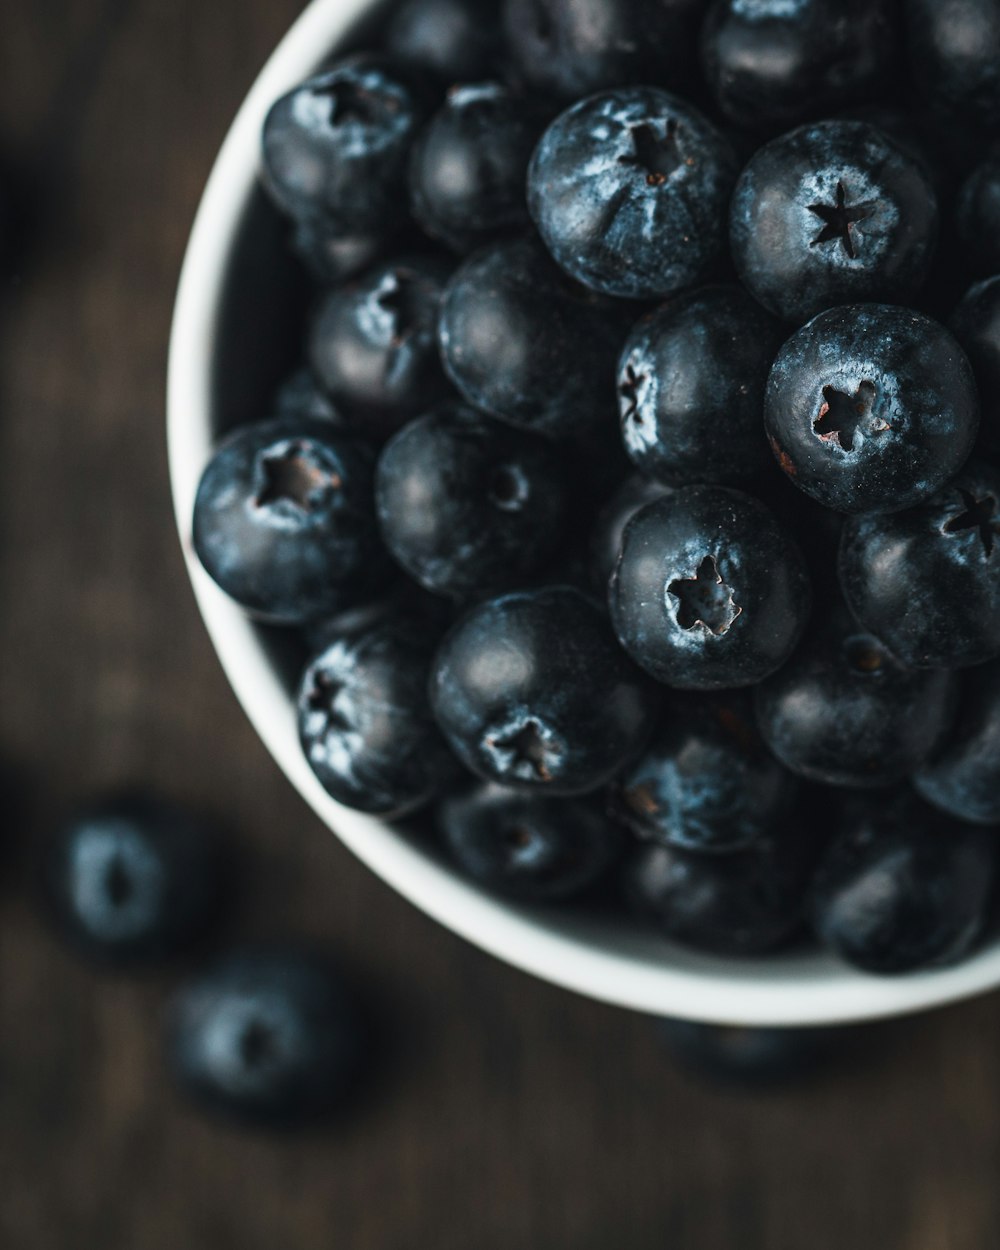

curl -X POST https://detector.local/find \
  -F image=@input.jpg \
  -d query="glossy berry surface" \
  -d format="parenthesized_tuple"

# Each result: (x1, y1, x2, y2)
(527, 87, 737, 300)
(914, 660, 1000, 824)
(430, 586, 657, 795)
(298, 617, 456, 815)
(840, 460, 1000, 669)
(409, 83, 551, 253)
(590, 475, 674, 593)
(262, 56, 427, 234)
(438, 783, 621, 901)
(438, 237, 624, 438)
(955, 152, 1000, 277)
(166, 948, 366, 1129)
(950, 276, 1000, 457)
(375, 405, 569, 598)
(387, 0, 502, 82)
(192, 419, 386, 625)
(40, 795, 224, 966)
(611, 691, 797, 854)
(810, 793, 997, 974)
(274, 368, 346, 428)
(701, 0, 897, 132)
(765, 305, 978, 514)
(624, 818, 815, 956)
(755, 605, 957, 788)
(730, 122, 938, 325)
(905, 0, 1000, 130)
(309, 255, 451, 442)
(609, 487, 811, 690)
(657, 1019, 833, 1089)
(617, 285, 782, 485)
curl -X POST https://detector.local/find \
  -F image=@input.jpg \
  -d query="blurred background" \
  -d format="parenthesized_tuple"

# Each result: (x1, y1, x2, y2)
(3, 1, 1000, 1247)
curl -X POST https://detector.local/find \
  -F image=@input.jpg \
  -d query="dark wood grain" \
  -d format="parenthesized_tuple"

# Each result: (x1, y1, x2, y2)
(2, 3, 1000, 1247)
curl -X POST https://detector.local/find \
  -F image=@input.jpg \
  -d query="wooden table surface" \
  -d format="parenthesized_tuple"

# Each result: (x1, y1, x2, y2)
(2, 2, 1000, 1247)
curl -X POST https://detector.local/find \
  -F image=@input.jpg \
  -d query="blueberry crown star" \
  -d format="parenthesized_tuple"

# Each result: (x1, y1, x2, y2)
(807, 181, 873, 260)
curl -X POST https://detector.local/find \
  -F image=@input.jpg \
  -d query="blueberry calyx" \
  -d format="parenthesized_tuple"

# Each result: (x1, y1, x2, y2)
(667, 555, 742, 636)
(943, 489, 998, 557)
(812, 380, 882, 453)
(255, 442, 340, 511)
(807, 181, 874, 260)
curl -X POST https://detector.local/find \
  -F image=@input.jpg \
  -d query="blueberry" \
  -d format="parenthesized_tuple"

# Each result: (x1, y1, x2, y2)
(701, 0, 898, 133)
(527, 88, 737, 300)
(950, 276, 1000, 457)
(624, 816, 815, 956)
(730, 122, 938, 325)
(914, 660, 1000, 824)
(617, 285, 783, 484)
(409, 83, 551, 253)
(274, 367, 347, 428)
(611, 691, 797, 854)
(438, 783, 621, 901)
(955, 152, 1000, 277)
(298, 616, 456, 815)
(810, 791, 997, 974)
(387, 0, 503, 83)
(609, 487, 811, 690)
(438, 237, 625, 438)
(755, 604, 957, 787)
(289, 217, 387, 286)
(261, 56, 427, 234)
(375, 405, 569, 598)
(430, 586, 657, 795)
(656, 1019, 833, 1089)
(39, 795, 224, 966)
(166, 947, 366, 1129)
(905, 0, 1000, 131)
(590, 475, 674, 593)
(309, 255, 452, 443)
(765, 304, 978, 514)
(839, 460, 1000, 669)
(503, 0, 704, 100)
(192, 419, 387, 625)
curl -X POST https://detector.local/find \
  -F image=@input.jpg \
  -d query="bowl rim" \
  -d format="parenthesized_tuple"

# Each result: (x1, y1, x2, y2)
(167, 0, 1000, 1027)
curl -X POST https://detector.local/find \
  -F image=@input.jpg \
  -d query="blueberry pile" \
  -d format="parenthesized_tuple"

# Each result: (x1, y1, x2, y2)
(192, 0, 1000, 977)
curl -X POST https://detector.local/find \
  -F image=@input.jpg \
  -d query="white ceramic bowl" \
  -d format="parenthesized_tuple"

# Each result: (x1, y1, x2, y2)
(167, 0, 1000, 1026)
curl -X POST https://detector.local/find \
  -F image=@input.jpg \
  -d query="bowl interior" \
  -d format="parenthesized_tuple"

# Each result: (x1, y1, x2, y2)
(167, 0, 1000, 1026)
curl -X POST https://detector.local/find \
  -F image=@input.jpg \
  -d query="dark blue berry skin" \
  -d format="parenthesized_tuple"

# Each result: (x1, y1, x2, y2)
(503, 0, 705, 100)
(40, 795, 224, 967)
(950, 277, 1000, 457)
(810, 792, 997, 974)
(730, 122, 939, 325)
(166, 948, 366, 1129)
(387, 0, 503, 83)
(375, 405, 569, 598)
(701, 0, 898, 133)
(192, 419, 387, 626)
(765, 305, 979, 515)
(430, 586, 658, 796)
(905, 0, 1000, 131)
(274, 368, 348, 429)
(611, 691, 797, 854)
(656, 1019, 833, 1089)
(754, 605, 957, 788)
(438, 237, 625, 438)
(617, 285, 783, 485)
(955, 152, 1000, 277)
(409, 84, 552, 253)
(262, 57, 428, 235)
(437, 783, 622, 901)
(591, 475, 674, 593)
(914, 660, 1000, 824)
(289, 217, 386, 286)
(299, 617, 456, 815)
(840, 460, 1000, 669)
(623, 815, 816, 956)
(609, 487, 811, 691)
(309, 255, 452, 443)
(527, 88, 737, 301)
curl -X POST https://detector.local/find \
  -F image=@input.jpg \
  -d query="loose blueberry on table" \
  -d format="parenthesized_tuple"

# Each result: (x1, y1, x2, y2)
(188, 0, 1000, 978)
